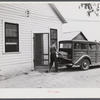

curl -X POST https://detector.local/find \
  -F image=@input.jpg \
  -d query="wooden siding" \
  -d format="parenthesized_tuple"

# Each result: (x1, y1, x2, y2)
(97, 51, 100, 62)
(88, 51, 96, 63)
(73, 50, 87, 63)
(0, 3, 62, 72)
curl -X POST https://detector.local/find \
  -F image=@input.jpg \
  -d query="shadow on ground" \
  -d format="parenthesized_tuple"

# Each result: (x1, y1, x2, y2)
(90, 65, 100, 70)
(58, 65, 100, 72)
(35, 65, 100, 73)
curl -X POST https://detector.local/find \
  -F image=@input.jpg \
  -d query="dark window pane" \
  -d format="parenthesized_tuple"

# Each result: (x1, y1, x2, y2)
(98, 44, 100, 51)
(6, 37, 18, 43)
(6, 30, 17, 37)
(74, 43, 87, 49)
(5, 45, 19, 52)
(6, 23, 17, 30)
(50, 29, 57, 47)
(81, 44, 87, 49)
(5, 22, 19, 52)
(89, 44, 96, 51)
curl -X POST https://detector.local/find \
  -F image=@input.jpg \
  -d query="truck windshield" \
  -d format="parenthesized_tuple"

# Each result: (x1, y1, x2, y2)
(59, 42, 72, 49)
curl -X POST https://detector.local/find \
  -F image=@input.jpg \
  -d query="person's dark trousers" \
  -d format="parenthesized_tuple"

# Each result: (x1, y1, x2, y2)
(49, 53, 58, 72)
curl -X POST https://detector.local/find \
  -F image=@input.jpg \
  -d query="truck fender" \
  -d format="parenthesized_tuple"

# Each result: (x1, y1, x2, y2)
(74, 55, 91, 65)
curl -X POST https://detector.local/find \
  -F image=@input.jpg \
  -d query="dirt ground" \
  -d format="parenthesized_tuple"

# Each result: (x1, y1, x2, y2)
(0, 66, 100, 88)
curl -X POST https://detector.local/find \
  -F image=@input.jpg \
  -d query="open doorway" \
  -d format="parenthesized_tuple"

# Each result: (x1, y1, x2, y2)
(34, 33, 49, 70)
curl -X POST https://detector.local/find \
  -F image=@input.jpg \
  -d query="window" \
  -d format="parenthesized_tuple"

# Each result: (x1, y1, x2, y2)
(97, 44, 100, 51)
(50, 29, 57, 47)
(89, 44, 96, 51)
(5, 22, 19, 52)
(74, 43, 87, 49)
(60, 42, 72, 49)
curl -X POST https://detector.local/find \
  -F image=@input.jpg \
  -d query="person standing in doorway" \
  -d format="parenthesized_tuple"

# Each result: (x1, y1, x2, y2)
(48, 42, 58, 72)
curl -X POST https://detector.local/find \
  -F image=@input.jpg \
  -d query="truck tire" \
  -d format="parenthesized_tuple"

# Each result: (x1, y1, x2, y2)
(80, 59, 90, 70)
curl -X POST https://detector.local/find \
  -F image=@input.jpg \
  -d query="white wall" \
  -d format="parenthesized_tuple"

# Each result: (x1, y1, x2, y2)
(0, 3, 62, 76)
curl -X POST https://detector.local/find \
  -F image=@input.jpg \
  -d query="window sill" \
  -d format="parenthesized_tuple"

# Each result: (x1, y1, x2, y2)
(2, 52, 21, 55)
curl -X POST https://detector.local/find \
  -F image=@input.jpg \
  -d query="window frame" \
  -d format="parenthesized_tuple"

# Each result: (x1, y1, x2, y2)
(88, 43, 97, 51)
(59, 42, 72, 49)
(97, 44, 100, 51)
(74, 42, 87, 50)
(2, 20, 20, 54)
(50, 28, 58, 47)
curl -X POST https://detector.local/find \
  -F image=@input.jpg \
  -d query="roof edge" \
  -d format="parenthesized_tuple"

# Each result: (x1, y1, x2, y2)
(49, 3, 67, 24)
(72, 31, 88, 41)
(80, 32, 88, 41)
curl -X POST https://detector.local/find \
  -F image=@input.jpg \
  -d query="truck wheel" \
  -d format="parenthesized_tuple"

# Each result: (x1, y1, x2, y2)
(80, 59, 90, 70)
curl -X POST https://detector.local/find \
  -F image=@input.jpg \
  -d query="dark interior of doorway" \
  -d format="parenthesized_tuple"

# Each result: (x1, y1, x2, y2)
(34, 33, 49, 71)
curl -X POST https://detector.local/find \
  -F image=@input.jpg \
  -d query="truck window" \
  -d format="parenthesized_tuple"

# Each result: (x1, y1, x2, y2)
(89, 44, 96, 51)
(97, 44, 100, 51)
(60, 43, 72, 49)
(74, 43, 87, 49)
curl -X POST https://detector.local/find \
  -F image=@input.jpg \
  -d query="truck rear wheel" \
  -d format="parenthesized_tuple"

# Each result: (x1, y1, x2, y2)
(80, 59, 90, 70)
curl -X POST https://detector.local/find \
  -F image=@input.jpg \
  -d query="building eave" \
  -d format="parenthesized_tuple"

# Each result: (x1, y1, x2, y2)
(49, 3, 67, 24)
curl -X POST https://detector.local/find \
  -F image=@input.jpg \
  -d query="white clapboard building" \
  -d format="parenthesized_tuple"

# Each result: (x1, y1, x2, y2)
(0, 3, 66, 76)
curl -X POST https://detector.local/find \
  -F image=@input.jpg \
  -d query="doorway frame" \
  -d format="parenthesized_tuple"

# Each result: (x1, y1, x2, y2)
(33, 33, 49, 68)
